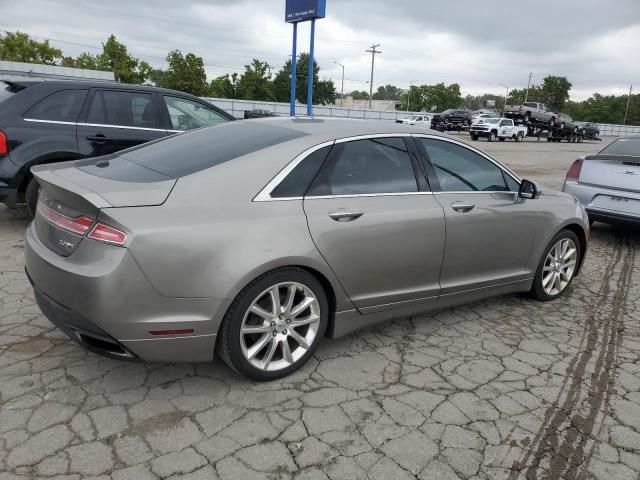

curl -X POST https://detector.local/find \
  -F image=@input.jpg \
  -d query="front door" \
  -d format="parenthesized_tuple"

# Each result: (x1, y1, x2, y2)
(416, 136, 538, 295)
(77, 89, 167, 158)
(303, 136, 446, 313)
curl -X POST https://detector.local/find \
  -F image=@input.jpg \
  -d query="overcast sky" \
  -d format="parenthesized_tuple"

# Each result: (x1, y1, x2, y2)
(2, 0, 639, 100)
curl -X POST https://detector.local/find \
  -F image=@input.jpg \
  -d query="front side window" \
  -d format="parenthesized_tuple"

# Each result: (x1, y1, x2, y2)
(25, 89, 88, 122)
(164, 96, 228, 131)
(308, 137, 418, 196)
(87, 90, 156, 128)
(419, 138, 510, 192)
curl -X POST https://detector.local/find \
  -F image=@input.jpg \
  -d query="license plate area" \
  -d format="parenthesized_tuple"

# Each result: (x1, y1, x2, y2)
(590, 195, 640, 215)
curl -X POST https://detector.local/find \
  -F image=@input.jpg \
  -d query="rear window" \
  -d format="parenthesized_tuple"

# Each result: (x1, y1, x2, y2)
(25, 89, 88, 123)
(119, 122, 308, 177)
(598, 138, 640, 157)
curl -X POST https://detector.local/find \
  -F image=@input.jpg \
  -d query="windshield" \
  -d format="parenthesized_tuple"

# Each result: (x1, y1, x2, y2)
(441, 109, 456, 114)
(598, 138, 640, 157)
(410, 115, 422, 121)
(483, 118, 500, 124)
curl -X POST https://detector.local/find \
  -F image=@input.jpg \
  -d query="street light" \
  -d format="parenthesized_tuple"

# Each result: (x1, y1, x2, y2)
(498, 83, 509, 113)
(334, 62, 345, 107)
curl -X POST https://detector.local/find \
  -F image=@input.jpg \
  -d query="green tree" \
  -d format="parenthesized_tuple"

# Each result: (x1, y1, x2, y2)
(373, 84, 404, 101)
(97, 35, 150, 83)
(272, 53, 336, 105)
(151, 50, 210, 96)
(541, 75, 572, 112)
(349, 90, 370, 100)
(400, 83, 462, 112)
(0, 31, 62, 65)
(210, 73, 240, 98)
(237, 59, 274, 101)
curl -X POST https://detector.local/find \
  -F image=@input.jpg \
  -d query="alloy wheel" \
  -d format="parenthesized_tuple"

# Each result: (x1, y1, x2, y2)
(541, 238, 578, 296)
(240, 282, 321, 372)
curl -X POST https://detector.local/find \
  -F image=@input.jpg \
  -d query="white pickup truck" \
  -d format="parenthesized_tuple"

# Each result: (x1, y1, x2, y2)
(395, 114, 431, 127)
(469, 117, 527, 142)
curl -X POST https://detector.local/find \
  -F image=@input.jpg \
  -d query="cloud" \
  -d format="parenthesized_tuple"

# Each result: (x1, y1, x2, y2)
(2, 0, 638, 101)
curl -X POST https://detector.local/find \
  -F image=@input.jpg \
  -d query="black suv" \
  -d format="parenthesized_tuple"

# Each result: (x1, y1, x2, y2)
(430, 109, 472, 128)
(0, 80, 235, 216)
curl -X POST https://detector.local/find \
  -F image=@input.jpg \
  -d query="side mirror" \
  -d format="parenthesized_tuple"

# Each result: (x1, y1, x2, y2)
(518, 179, 538, 199)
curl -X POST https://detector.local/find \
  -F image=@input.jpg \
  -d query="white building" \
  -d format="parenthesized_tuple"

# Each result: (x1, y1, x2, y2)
(0, 60, 114, 82)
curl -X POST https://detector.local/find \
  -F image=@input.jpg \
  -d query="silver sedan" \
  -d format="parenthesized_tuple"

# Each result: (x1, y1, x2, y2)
(25, 118, 589, 380)
(563, 135, 640, 225)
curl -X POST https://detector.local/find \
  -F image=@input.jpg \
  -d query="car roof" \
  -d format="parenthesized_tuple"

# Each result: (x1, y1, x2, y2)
(248, 117, 452, 142)
(15, 79, 204, 97)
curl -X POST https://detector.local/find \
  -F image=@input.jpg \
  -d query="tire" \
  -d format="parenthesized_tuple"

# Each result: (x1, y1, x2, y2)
(498, 137, 505, 142)
(516, 132, 524, 142)
(530, 230, 581, 301)
(25, 178, 40, 218)
(217, 267, 329, 381)
(523, 113, 531, 124)
(488, 131, 497, 142)
(547, 136, 553, 142)
(470, 134, 478, 141)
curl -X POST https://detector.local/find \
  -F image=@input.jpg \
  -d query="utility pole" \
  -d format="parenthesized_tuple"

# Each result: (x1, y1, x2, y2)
(407, 83, 413, 112)
(623, 84, 633, 125)
(524, 72, 533, 103)
(334, 62, 345, 107)
(366, 44, 381, 109)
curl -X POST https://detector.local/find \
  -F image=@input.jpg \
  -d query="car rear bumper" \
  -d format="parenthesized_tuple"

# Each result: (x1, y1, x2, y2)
(24, 223, 220, 362)
(563, 181, 640, 224)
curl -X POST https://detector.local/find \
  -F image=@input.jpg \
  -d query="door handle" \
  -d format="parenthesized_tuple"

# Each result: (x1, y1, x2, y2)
(328, 210, 364, 222)
(86, 134, 108, 144)
(451, 202, 475, 213)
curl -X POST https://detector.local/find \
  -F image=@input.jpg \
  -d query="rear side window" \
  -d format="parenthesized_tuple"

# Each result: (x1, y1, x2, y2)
(308, 137, 418, 196)
(270, 145, 332, 198)
(87, 90, 157, 128)
(119, 122, 308, 177)
(24, 89, 88, 122)
(598, 138, 640, 156)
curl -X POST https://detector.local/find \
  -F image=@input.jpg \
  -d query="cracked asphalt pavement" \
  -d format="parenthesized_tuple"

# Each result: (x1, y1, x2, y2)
(1, 137, 640, 479)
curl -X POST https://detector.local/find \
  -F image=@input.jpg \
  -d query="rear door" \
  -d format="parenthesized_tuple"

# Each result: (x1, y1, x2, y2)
(303, 135, 445, 313)
(77, 89, 167, 158)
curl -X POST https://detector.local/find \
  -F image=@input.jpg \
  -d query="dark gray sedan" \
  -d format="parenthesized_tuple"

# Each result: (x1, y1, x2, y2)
(563, 135, 640, 225)
(25, 118, 589, 380)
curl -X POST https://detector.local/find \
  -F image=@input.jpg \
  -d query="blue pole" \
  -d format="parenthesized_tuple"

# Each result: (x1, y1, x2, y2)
(290, 22, 298, 117)
(306, 19, 316, 117)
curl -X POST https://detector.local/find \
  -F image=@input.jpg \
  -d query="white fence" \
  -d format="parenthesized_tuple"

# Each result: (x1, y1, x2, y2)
(203, 97, 640, 137)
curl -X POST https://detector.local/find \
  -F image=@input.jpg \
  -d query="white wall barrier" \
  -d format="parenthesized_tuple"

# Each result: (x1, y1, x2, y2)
(203, 97, 640, 137)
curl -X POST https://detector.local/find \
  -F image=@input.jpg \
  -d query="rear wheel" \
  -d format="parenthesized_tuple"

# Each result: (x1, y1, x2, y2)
(531, 230, 580, 301)
(25, 178, 40, 218)
(470, 134, 478, 141)
(516, 132, 524, 142)
(217, 268, 329, 381)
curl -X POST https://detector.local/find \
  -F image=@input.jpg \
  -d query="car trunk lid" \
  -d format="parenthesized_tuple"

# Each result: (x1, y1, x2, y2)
(32, 157, 176, 256)
(580, 155, 640, 194)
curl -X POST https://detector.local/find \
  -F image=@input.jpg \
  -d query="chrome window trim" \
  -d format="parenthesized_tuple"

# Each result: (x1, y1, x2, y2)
(254, 132, 523, 203)
(24, 118, 168, 133)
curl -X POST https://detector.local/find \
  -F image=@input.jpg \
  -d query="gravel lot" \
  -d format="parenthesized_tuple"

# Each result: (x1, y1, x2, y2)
(2, 136, 640, 480)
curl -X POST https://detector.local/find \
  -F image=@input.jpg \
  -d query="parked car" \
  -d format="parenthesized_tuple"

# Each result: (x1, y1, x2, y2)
(563, 135, 640, 225)
(396, 113, 431, 127)
(430, 109, 472, 128)
(577, 122, 600, 137)
(469, 117, 527, 142)
(504, 102, 556, 125)
(25, 118, 589, 380)
(471, 113, 495, 124)
(244, 109, 277, 119)
(0, 80, 235, 216)
(554, 113, 579, 133)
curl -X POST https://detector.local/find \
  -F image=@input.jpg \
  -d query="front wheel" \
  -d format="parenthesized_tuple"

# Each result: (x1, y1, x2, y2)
(488, 131, 497, 142)
(217, 268, 329, 381)
(530, 230, 581, 301)
(25, 178, 40, 218)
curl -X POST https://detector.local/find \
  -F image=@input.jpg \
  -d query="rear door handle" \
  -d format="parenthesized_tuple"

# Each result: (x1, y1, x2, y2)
(451, 202, 475, 213)
(328, 210, 364, 222)
(86, 134, 108, 144)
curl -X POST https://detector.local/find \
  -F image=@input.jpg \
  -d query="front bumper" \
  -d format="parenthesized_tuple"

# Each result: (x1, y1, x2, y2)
(470, 129, 491, 137)
(563, 181, 640, 225)
(25, 223, 220, 362)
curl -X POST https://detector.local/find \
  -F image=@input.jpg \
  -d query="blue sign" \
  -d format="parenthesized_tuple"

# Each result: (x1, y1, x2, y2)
(285, 0, 326, 23)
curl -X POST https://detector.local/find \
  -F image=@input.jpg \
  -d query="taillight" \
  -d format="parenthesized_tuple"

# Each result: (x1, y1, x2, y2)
(565, 159, 583, 182)
(88, 223, 127, 245)
(37, 201, 94, 235)
(0, 131, 8, 155)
